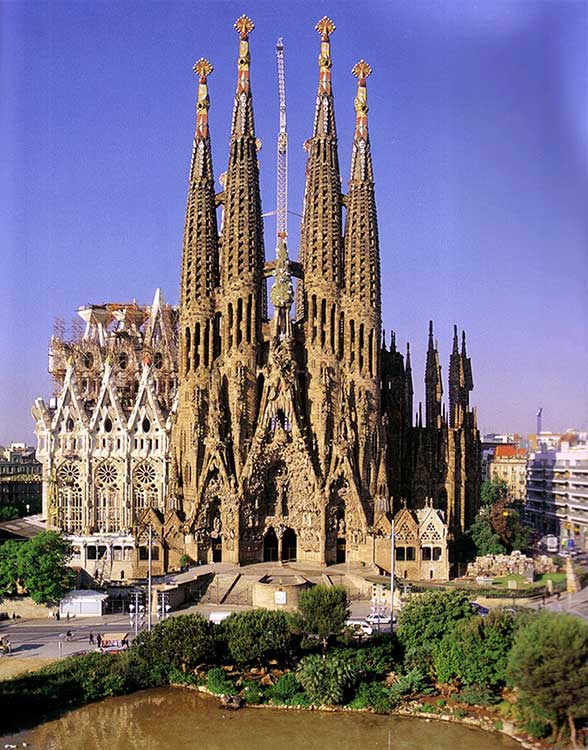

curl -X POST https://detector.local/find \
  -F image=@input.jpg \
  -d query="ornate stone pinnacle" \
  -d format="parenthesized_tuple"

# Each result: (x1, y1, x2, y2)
(193, 58, 213, 80)
(352, 60, 372, 82)
(315, 17, 335, 40)
(235, 15, 254, 39)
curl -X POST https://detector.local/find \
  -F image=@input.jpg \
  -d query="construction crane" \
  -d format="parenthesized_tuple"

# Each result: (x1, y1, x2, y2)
(276, 37, 288, 240)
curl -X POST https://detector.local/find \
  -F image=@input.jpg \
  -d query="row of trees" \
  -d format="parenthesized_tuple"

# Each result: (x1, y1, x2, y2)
(0, 531, 74, 605)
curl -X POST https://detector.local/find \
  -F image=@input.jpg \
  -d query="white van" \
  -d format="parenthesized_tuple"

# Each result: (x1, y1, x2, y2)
(209, 611, 232, 625)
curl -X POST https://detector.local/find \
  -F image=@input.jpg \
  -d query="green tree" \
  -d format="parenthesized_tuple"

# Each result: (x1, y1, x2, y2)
(16, 531, 74, 605)
(295, 652, 358, 705)
(0, 540, 21, 599)
(507, 611, 588, 748)
(434, 609, 520, 690)
(223, 609, 295, 666)
(472, 479, 530, 556)
(396, 590, 474, 671)
(297, 584, 350, 653)
(468, 508, 506, 556)
(480, 479, 508, 507)
(133, 614, 214, 674)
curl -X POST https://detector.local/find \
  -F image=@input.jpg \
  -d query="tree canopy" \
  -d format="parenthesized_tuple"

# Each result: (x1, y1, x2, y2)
(507, 611, 588, 747)
(434, 608, 521, 689)
(133, 614, 214, 674)
(297, 584, 350, 653)
(397, 590, 474, 670)
(223, 609, 295, 666)
(0, 531, 74, 605)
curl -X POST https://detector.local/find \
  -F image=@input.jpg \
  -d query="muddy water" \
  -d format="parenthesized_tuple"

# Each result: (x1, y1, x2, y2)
(1, 688, 521, 750)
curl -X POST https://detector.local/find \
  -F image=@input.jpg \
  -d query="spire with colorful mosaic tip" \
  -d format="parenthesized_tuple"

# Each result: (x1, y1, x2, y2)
(193, 58, 213, 140)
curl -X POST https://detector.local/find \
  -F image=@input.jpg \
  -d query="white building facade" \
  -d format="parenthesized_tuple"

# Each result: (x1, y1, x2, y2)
(32, 290, 179, 582)
(526, 446, 588, 553)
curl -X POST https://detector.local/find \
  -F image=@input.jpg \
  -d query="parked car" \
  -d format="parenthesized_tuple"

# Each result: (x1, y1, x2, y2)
(345, 619, 373, 637)
(366, 612, 393, 625)
(471, 602, 489, 617)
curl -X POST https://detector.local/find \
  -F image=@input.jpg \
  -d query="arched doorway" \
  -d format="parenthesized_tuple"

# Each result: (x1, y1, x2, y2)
(263, 527, 279, 562)
(282, 528, 297, 562)
(336, 537, 346, 564)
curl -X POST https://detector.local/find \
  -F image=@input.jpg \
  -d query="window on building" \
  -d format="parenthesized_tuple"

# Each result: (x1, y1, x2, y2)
(87, 546, 97, 560)
(396, 547, 406, 561)
(433, 547, 442, 561)
(422, 547, 432, 561)
(406, 546, 416, 561)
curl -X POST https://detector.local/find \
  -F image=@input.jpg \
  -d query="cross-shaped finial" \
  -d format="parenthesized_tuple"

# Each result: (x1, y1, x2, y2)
(234, 15, 254, 39)
(193, 58, 213, 81)
(352, 60, 372, 82)
(315, 17, 335, 40)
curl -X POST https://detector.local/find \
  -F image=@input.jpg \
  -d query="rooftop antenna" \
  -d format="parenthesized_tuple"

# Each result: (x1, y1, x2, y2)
(276, 37, 287, 241)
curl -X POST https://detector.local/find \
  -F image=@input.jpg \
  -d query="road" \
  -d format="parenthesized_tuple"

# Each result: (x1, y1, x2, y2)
(0, 614, 132, 659)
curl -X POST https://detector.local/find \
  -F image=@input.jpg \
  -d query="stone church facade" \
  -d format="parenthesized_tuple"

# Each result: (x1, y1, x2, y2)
(33, 17, 480, 582)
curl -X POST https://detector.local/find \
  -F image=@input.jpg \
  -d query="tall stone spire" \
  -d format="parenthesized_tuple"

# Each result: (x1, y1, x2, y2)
(217, 16, 266, 473)
(220, 15, 266, 333)
(173, 58, 220, 516)
(343, 60, 381, 380)
(448, 324, 462, 427)
(425, 321, 443, 429)
(405, 341, 413, 425)
(297, 17, 343, 328)
(461, 329, 474, 409)
(180, 59, 219, 316)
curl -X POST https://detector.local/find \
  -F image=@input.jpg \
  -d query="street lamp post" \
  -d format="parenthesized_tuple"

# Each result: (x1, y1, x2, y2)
(157, 591, 171, 622)
(128, 590, 145, 637)
(390, 517, 395, 626)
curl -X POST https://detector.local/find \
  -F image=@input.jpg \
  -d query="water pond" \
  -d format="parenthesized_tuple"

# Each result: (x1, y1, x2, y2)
(1, 687, 521, 750)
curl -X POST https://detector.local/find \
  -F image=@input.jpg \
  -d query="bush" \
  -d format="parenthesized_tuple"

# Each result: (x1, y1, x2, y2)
(389, 666, 432, 702)
(206, 667, 237, 696)
(348, 681, 394, 713)
(223, 609, 295, 666)
(267, 671, 300, 703)
(332, 636, 402, 680)
(295, 652, 358, 705)
(454, 684, 501, 707)
(241, 680, 265, 705)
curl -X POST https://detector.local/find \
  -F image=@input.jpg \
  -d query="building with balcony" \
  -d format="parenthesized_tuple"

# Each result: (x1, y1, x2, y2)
(488, 444, 527, 502)
(0, 443, 42, 518)
(526, 446, 588, 552)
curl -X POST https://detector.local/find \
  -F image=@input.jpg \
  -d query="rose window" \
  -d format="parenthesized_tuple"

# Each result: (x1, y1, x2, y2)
(58, 461, 81, 484)
(96, 462, 119, 487)
(134, 462, 157, 486)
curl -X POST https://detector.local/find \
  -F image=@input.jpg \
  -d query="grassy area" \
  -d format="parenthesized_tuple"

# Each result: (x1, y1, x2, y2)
(0, 657, 57, 682)
(491, 572, 566, 588)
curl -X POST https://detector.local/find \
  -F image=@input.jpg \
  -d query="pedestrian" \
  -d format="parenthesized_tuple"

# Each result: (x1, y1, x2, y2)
(66, 612, 70, 622)
(56, 611, 60, 621)
(96, 633, 102, 649)
(88, 632, 95, 646)
(12, 612, 16, 620)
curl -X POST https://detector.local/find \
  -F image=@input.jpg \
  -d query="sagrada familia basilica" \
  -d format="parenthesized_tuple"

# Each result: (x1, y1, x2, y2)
(32, 17, 480, 583)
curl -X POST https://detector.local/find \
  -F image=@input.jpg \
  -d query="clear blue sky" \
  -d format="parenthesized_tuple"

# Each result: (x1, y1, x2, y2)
(1, 0, 587, 445)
